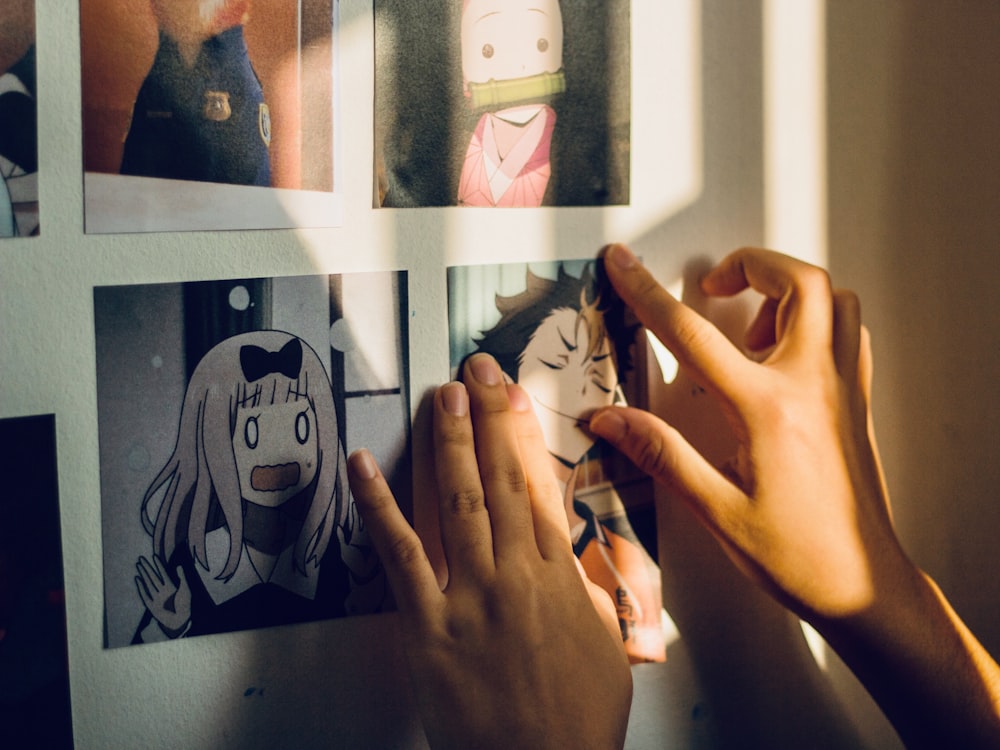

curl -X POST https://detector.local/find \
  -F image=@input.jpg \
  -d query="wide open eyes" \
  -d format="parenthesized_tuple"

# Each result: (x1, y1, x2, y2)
(482, 43, 494, 59)
(245, 416, 259, 449)
(295, 410, 310, 445)
(537, 38, 549, 52)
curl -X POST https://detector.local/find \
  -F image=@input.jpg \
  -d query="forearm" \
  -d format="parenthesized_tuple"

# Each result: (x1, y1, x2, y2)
(815, 566, 1000, 749)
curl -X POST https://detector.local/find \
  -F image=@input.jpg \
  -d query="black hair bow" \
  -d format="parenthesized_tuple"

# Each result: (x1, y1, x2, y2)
(240, 338, 303, 382)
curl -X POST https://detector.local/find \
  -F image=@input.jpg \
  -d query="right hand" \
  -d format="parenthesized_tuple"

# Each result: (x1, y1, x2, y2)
(135, 554, 191, 637)
(590, 244, 1000, 748)
(589, 244, 911, 625)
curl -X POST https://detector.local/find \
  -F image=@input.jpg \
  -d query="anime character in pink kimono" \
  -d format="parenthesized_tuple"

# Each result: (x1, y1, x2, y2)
(458, 0, 565, 207)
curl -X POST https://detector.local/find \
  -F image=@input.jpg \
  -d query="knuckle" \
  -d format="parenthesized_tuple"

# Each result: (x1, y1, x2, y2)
(484, 461, 527, 495)
(383, 530, 426, 570)
(446, 488, 485, 516)
(437, 418, 474, 448)
(631, 431, 677, 481)
(793, 264, 833, 299)
(669, 311, 715, 356)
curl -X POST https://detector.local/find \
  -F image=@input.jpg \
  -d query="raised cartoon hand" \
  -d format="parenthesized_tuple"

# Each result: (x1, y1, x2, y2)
(348, 354, 632, 750)
(590, 244, 1000, 748)
(135, 554, 191, 638)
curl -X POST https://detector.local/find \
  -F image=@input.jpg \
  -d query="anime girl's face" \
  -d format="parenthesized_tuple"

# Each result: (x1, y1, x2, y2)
(461, 0, 563, 87)
(516, 306, 617, 465)
(232, 396, 319, 508)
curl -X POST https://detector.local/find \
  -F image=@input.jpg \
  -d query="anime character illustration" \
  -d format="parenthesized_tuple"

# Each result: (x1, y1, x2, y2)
(129, 330, 383, 644)
(120, 0, 271, 186)
(449, 260, 665, 662)
(96, 273, 408, 647)
(457, 0, 564, 207)
(0, 0, 38, 236)
(374, 0, 629, 207)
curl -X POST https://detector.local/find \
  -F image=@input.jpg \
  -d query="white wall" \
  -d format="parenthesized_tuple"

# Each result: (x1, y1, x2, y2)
(0, 1, 996, 748)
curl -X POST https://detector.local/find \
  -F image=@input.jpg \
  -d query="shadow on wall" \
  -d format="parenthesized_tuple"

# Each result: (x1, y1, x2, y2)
(826, 3, 1000, 746)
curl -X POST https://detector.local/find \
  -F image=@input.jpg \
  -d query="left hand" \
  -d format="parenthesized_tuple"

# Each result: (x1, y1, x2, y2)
(348, 353, 633, 750)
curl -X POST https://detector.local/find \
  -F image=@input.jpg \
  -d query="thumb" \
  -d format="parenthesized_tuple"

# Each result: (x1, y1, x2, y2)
(589, 406, 744, 530)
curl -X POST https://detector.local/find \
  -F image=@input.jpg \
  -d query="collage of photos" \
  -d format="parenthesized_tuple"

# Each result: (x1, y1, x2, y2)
(3, 1, 640, 742)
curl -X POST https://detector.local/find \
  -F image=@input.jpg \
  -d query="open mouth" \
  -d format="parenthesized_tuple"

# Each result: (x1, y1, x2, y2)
(250, 462, 301, 492)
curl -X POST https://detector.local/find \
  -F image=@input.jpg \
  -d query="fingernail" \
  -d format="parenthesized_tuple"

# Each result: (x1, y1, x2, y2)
(607, 243, 638, 270)
(468, 353, 501, 386)
(349, 449, 378, 480)
(441, 381, 469, 416)
(589, 409, 626, 443)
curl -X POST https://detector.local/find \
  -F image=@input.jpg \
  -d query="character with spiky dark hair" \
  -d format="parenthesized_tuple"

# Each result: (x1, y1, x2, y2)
(465, 261, 665, 662)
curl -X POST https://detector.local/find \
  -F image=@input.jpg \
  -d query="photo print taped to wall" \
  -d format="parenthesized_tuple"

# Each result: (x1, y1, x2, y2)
(80, 0, 343, 233)
(375, 0, 630, 207)
(95, 272, 410, 647)
(0, 0, 38, 237)
(448, 258, 664, 662)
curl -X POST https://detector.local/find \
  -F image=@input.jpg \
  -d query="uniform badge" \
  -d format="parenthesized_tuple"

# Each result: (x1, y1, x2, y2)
(259, 103, 271, 147)
(203, 91, 232, 122)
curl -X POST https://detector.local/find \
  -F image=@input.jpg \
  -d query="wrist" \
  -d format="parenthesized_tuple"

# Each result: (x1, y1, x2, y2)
(809, 562, 1000, 748)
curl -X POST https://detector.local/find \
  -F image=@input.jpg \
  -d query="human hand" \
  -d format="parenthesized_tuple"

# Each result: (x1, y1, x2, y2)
(348, 354, 632, 750)
(135, 554, 191, 637)
(589, 244, 910, 625)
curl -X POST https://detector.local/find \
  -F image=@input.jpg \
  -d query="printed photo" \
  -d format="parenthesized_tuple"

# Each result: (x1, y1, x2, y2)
(448, 259, 664, 662)
(0, 414, 72, 748)
(0, 0, 38, 237)
(81, 0, 342, 232)
(95, 272, 410, 647)
(375, 0, 630, 207)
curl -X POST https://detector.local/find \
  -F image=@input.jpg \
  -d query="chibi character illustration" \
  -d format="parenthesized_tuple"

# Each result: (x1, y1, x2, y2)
(465, 263, 665, 662)
(132, 331, 382, 643)
(0, 0, 38, 237)
(457, 0, 565, 207)
(120, 0, 271, 186)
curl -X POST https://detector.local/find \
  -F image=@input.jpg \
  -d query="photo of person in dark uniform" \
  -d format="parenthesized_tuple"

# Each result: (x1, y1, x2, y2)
(81, 0, 339, 228)
(120, 0, 271, 186)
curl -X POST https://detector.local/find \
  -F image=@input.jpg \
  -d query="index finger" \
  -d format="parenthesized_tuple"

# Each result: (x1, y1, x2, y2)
(601, 244, 750, 397)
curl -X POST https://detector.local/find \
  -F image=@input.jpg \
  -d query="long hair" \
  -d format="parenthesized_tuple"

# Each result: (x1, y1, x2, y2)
(140, 331, 346, 581)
